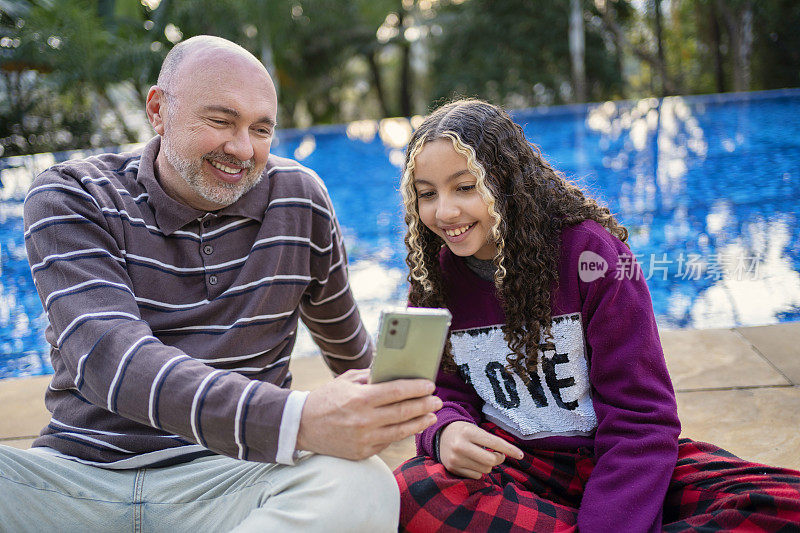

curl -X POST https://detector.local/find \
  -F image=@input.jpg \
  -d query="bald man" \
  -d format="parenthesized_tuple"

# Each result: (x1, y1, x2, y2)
(0, 36, 440, 532)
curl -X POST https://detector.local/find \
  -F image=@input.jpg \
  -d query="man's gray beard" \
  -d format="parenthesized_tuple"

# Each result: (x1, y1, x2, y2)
(161, 132, 264, 208)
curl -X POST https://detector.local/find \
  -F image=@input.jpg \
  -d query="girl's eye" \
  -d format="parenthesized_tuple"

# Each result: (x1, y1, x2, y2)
(457, 184, 476, 192)
(416, 190, 435, 199)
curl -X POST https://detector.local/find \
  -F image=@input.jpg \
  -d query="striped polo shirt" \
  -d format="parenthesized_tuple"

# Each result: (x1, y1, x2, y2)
(23, 136, 372, 468)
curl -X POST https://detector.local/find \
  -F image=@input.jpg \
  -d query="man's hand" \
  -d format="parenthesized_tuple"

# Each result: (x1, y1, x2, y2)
(439, 421, 524, 479)
(296, 368, 442, 460)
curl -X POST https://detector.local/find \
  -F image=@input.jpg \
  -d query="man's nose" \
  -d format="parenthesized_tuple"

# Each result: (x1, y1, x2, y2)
(224, 127, 255, 163)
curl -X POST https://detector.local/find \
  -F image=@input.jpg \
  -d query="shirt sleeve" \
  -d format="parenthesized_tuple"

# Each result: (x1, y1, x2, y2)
(416, 366, 485, 458)
(575, 232, 681, 533)
(275, 390, 309, 464)
(24, 169, 298, 464)
(298, 191, 373, 375)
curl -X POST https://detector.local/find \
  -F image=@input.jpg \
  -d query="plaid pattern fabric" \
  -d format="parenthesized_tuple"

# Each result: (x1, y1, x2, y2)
(663, 439, 800, 531)
(395, 423, 800, 532)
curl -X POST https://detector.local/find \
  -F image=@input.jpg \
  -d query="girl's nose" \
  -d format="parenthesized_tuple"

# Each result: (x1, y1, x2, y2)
(436, 197, 460, 222)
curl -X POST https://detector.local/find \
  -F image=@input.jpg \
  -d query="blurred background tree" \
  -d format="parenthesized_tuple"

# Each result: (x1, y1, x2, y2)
(1, 0, 798, 157)
(430, 0, 627, 106)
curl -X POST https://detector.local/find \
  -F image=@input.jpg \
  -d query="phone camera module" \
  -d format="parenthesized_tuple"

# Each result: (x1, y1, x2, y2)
(383, 316, 410, 350)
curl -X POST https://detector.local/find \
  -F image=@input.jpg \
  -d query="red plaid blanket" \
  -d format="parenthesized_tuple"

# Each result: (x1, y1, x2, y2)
(395, 423, 800, 532)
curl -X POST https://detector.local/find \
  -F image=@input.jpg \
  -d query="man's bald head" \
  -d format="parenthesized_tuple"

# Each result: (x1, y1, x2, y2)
(157, 35, 270, 94)
(146, 34, 278, 211)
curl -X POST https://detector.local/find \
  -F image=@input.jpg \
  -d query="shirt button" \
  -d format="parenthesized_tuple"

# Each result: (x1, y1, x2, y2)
(203, 245, 214, 255)
(203, 220, 211, 228)
(209, 275, 218, 285)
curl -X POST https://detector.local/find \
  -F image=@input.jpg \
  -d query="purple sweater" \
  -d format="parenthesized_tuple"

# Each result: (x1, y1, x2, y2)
(417, 220, 681, 533)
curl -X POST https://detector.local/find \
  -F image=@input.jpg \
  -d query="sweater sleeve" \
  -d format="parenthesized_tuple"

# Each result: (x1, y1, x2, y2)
(25, 169, 297, 464)
(298, 187, 373, 375)
(574, 229, 681, 533)
(416, 366, 484, 458)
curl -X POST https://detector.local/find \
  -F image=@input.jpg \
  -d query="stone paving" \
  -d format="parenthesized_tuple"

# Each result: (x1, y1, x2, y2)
(1, 323, 798, 471)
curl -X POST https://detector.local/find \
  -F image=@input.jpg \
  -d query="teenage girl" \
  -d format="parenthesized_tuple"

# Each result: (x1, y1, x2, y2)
(393, 99, 800, 532)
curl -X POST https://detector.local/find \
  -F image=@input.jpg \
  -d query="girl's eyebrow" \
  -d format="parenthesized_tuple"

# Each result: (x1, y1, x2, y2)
(414, 169, 472, 186)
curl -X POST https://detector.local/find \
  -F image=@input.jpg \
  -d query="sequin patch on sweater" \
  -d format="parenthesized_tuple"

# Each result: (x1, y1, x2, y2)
(450, 313, 597, 440)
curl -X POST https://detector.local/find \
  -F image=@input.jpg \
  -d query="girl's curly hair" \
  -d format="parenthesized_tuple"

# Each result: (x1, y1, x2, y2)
(401, 99, 629, 378)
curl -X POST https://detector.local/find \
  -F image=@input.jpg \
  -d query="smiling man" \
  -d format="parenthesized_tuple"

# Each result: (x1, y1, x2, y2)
(152, 42, 275, 211)
(0, 36, 440, 532)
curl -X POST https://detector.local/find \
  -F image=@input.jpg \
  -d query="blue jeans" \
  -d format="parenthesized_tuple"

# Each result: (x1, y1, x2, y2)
(0, 445, 399, 532)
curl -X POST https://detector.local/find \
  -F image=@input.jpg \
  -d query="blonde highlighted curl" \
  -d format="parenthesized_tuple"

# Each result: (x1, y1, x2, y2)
(401, 138, 432, 292)
(401, 99, 629, 377)
(402, 132, 507, 290)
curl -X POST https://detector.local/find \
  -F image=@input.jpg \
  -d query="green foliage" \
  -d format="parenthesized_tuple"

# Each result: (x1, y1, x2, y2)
(1, 0, 159, 156)
(428, 0, 622, 108)
(751, 0, 800, 89)
(145, 0, 395, 125)
(660, 0, 800, 94)
(1, 0, 799, 156)
(1, 70, 96, 156)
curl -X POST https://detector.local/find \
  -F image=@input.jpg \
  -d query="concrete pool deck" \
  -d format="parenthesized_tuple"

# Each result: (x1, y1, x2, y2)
(1, 322, 798, 471)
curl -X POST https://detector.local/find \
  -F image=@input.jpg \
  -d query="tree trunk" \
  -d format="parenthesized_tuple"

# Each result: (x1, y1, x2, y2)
(653, 0, 669, 96)
(612, 14, 625, 98)
(710, 1, 726, 93)
(716, 0, 753, 92)
(366, 50, 390, 117)
(597, 1, 678, 95)
(2, 72, 23, 139)
(258, 17, 279, 98)
(398, 9, 412, 117)
(98, 86, 138, 144)
(569, 0, 586, 103)
(738, 2, 753, 91)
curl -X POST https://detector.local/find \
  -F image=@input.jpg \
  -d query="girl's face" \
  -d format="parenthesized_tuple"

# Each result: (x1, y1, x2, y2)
(412, 139, 497, 260)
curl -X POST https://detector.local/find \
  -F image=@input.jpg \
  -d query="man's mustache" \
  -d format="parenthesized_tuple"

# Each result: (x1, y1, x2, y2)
(203, 152, 255, 169)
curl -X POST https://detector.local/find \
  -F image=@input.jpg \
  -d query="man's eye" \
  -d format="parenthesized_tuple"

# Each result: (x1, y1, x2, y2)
(254, 127, 272, 137)
(210, 119, 229, 126)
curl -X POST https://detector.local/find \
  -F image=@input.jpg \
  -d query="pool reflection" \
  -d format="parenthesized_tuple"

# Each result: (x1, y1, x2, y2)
(1, 90, 799, 376)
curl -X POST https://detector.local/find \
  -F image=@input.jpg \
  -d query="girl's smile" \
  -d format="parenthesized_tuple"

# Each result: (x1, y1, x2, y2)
(413, 139, 497, 260)
(441, 221, 479, 245)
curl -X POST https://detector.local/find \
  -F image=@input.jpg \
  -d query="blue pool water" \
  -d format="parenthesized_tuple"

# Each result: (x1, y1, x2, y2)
(1, 89, 799, 379)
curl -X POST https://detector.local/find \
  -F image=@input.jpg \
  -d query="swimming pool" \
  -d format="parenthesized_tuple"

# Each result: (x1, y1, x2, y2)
(1, 89, 798, 379)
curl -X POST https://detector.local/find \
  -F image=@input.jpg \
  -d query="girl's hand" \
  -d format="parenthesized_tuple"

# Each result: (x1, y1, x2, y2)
(439, 421, 525, 479)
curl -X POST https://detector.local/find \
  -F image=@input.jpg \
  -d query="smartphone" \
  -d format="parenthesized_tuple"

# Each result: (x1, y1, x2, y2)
(369, 307, 452, 383)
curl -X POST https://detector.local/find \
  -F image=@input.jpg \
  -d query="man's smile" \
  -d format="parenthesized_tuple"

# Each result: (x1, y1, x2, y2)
(209, 159, 243, 174)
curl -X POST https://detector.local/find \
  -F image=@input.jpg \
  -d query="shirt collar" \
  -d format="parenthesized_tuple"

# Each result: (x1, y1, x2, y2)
(136, 136, 269, 235)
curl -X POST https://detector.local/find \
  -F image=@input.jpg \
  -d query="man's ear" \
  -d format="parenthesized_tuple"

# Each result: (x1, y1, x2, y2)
(146, 86, 167, 135)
